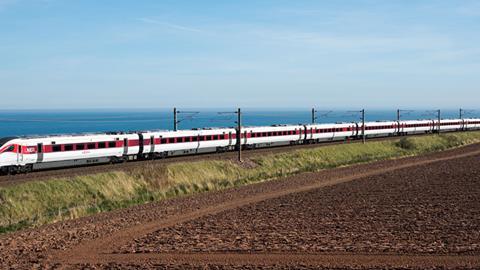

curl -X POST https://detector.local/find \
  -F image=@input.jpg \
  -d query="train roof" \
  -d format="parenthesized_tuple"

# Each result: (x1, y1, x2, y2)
(15, 132, 136, 140)
(5, 118, 477, 139)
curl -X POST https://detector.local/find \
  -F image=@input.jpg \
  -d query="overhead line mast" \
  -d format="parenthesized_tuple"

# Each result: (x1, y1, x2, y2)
(217, 108, 242, 162)
(173, 107, 200, 131)
(361, 109, 365, 144)
(237, 108, 242, 162)
(311, 108, 317, 124)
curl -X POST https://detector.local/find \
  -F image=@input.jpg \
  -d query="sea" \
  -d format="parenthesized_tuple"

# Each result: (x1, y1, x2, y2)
(0, 109, 473, 138)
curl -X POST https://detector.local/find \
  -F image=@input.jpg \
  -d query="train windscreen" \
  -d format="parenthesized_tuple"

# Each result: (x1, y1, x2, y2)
(0, 137, 17, 149)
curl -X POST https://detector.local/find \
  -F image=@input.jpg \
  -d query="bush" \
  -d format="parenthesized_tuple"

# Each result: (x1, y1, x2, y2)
(396, 137, 416, 150)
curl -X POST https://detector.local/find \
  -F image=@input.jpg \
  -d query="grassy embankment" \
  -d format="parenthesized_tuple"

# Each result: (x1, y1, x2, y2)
(1, 131, 480, 233)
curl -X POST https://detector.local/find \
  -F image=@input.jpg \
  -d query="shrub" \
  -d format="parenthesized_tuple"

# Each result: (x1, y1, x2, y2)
(396, 137, 416, 150)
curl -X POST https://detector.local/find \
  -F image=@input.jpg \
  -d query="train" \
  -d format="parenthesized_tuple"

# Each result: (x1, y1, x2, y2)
(1, 118, 480, 175)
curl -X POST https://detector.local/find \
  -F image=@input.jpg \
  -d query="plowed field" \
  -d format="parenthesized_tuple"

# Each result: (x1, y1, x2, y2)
(1, 143, 479, 269)
(125, 154, 480, 256)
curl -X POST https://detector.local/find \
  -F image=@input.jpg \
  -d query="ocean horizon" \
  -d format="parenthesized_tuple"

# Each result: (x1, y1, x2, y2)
(0, 108, 476, 137)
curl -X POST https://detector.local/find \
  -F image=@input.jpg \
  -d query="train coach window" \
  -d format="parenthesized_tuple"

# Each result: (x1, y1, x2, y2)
(52, 145, 61, 152)
(214, 135, 219, 140)
(76, 144, 85, 150)
(87, 143, 96, 150)
(5, 145, 15, 152)
(192, 136, 198, 142)
(98, 142, 106, 149)
(185, 137, 191, 142)
(64, 144, 74, 151)
(168, 138, 175, 144)
(108, 141, 116, 148)
(161, 138, 167, 144)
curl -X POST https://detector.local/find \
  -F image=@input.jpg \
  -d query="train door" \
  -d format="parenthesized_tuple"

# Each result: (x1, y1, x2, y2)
(123, 138, 128, 155)
(138, 134, 144, 154)
(228, 132, 232, 146)
(150, 136, 155, 153)
(37, 143, 43, 162)
(17, 144, 23, 163)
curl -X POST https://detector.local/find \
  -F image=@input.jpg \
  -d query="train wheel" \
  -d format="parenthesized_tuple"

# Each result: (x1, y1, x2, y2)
(21, 164, 33, 173)
(8, 166, 18, 175)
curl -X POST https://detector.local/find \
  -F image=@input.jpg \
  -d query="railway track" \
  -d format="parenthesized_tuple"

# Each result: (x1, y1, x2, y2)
(0, 131, 470, 187)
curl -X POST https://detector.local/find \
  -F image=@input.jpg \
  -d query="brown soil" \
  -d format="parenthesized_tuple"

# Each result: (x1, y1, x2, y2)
(125, 154, 480, 255)
(0, 143, 479, 269)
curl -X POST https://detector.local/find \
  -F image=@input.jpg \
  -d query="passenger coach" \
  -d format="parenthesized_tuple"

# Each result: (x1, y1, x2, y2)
(1, 117, 480, 174)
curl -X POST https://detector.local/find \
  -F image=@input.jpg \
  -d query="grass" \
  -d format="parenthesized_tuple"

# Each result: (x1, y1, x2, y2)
(1, 131, 480, 234)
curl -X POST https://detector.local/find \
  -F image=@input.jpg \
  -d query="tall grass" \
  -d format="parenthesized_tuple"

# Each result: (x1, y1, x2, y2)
(1, 131, 480, 233)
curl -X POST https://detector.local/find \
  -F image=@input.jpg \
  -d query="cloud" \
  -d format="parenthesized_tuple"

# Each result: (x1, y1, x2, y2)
(137, 17, 204, 33)
(243, 27, 453, 54)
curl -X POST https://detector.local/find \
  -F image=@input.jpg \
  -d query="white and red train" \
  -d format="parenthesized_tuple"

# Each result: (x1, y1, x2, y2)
(1, 118, 479, 174)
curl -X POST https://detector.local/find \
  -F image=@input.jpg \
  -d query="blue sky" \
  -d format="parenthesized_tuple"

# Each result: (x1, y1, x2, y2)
(0, 0, 479, 110)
